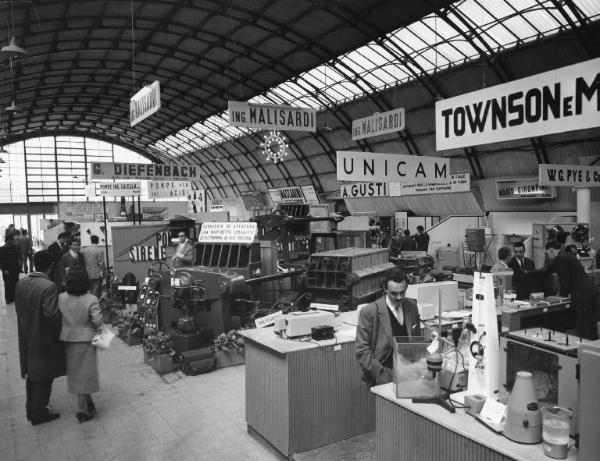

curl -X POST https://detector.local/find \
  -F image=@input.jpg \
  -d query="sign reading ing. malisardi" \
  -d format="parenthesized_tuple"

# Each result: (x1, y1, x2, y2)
(336, 151, 450, 183)
(130, 81, 161, 127)
(351, 108, 405, 141)
(228, 101, 316, 132)
(91, 162, 201, 181)
(539, 164, 600, 187)
(436, 58, 600, 150)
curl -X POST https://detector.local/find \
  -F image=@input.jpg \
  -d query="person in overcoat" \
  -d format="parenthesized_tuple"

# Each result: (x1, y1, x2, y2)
(356, 269, 422, 386)
(58, 238, 86, 289)
(0, 233, 22, 304)
(59, 266, 103, 423)
(14, 250, 65, 425)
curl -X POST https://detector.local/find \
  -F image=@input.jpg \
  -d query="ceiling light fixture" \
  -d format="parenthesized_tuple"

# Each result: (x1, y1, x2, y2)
(259, 130, 288, 163)
(1, 36, 27, 58)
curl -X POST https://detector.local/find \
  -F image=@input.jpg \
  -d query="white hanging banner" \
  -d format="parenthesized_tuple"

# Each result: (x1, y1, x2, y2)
(336, 151, 450, 183)
(351, 108, 405, 140)
(198, 222, 257, 244)
(148, 181, 193, 199)
(340, 182, 388, 199)
(539, 163, 600, 187)
(301, 185, 320, 204)
(496, 177, 556, 199)
(436, 58, 600, 150)
(93, 182, 142, 197)
(228, 101, 316, 132)
(90, 162, 201, 181)
(130, 80, 161, 127)
(389, 172, 470, 196)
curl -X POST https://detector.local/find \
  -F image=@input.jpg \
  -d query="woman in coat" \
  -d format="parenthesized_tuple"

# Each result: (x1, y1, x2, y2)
(58, 266, 103, 422)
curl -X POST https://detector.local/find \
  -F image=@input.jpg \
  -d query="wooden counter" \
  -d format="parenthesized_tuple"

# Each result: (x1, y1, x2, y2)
(241, 311, 375, 456)
(371, 383, 577, 461)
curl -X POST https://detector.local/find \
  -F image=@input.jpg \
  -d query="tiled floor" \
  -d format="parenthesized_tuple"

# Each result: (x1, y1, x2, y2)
(0, 290, 285, 461)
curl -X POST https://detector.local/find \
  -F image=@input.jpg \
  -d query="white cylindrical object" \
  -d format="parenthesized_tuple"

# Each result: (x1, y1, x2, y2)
(576, 187, 591, 224)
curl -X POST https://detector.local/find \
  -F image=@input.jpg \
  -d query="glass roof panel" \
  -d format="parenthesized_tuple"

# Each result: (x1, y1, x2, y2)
(153, 0, 600, 159)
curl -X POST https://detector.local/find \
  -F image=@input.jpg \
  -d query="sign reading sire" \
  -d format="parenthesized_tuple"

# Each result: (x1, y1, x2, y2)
(436, 58, 600, 150)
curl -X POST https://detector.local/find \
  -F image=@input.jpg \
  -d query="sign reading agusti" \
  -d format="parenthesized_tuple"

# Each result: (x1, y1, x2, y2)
(130, 81, 161, 127)
(228, 101, 316, 132)
(436, 58, 600, 150)
(336, 151, 450, 183)
(351, 108, 405, 141)
(90, 162, 202, 181)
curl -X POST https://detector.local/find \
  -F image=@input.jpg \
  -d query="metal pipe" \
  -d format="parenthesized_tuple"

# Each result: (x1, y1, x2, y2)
(246, 269, 305, 285)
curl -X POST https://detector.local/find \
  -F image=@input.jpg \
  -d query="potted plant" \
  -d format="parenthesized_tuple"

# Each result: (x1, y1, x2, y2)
(213, 330, 245, 368)
(143, 332, 174, 374)
(114, 311, 143, 346)
(99, 293, 118, 324)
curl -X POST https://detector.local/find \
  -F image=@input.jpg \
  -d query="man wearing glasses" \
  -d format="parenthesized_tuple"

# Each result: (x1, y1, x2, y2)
(356, 269, 421, 386)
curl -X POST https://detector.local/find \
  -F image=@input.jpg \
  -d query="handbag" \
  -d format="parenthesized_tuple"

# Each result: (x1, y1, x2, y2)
(92, 326, 115, 350)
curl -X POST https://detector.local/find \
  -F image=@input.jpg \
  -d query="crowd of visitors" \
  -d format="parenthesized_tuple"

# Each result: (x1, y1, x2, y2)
(1, 225, 106, 425)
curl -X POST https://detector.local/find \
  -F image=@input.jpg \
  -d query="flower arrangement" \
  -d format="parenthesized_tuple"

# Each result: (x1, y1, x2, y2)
(114, 311, 144, 337)
(143, 332, 174, 356)
(213, 330, 245, 355)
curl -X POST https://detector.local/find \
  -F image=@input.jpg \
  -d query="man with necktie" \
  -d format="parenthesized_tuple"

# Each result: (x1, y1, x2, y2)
(508, 241, 536, 300)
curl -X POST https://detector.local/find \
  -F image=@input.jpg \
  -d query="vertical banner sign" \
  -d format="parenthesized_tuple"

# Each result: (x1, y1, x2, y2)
(228, 101, 316, 132)
(336, 151, 450, 183)
(351, 108, 405, 140)
(130, 80, 161, 127)
(538, 164, 600, 187)
(188, 189, 207, 213)
(436, 58, 600, 150)
(395, 212, 408, 231)
(148, 181, 193, 199)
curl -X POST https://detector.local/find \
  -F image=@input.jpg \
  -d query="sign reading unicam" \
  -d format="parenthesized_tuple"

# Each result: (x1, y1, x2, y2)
(435, 58, 600, 150)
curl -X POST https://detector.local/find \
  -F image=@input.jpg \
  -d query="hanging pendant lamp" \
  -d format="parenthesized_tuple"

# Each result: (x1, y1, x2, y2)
(5, 98, 19, 112)
(1, 36, 27, 58)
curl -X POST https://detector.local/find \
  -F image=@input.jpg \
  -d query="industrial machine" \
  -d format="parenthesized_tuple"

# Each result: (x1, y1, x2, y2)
(498, 327, 594, 436)
(305, 247, 395, 311)
(532, 222, 589, 268)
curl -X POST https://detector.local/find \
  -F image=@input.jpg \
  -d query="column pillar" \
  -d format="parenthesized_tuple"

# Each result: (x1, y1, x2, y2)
(576, 187, 591, 223)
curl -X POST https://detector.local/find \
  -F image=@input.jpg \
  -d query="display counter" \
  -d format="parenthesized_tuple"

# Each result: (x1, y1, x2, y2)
(240, 311, 375, 456)
(371, 383, 577, 461)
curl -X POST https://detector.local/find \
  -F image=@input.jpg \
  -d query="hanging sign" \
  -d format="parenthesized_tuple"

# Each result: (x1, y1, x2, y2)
(269, 186, 306, 204)
(351, 108, 405, 140)
(228, 101, 316, 132)
(336, 151, 450, 183)
(92, 182, 142, 197)
(340, 182, 388, 198)
(389, 172, 470, 196)
(90, 162, 201, 181)
(130, 80, 161, 127)
(188, 189, 207, 213)
(436, 58, 600, 150)
(539, 164, 600, 187)
(301, 185, 320, 204)
(198, 222, 257, 244)
(148, 181, 193, 199)
(496, 177, 556, 199)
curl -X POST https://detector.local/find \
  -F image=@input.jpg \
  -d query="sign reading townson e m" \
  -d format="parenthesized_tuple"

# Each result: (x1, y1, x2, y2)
(436, 58, 600, 150)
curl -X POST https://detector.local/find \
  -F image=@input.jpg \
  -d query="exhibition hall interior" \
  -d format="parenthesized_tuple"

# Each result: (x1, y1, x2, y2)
(1, 1, 600, 460)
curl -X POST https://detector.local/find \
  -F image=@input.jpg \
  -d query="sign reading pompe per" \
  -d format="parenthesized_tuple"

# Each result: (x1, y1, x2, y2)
(436, 58, 600, 150)
(336, 151, 450, 183)
(228, 101, 316, 132)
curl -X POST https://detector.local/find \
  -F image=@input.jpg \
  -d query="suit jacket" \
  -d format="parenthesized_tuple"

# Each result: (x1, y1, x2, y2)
(58, 292, 103, 342)
(173, 240, 195, 267)
(14, 273, 65, 380)
(0, 243, 21, 273)
(508, 256, 535, 300)
(399, 236, 417, 252)
(547, 253, 596, 302)
(413, 233, 430, 252)
(82, 244, 105, 279)
(47, 241, 64, 285)
(58, 251, 86, 286)
(356, 296, 421, 385)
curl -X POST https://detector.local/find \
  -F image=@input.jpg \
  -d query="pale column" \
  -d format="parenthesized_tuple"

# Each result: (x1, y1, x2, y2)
(576, 187, 591, 223)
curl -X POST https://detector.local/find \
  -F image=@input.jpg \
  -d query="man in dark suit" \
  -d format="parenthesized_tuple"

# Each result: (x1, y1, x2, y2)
(47, 232, 67, 286)
(0, 233, 22, 304)
(356, 269, 421, 386)
(399, 229, 417, 252)
(58, 238, 87, 289)
(15, 250, 65, 425)
(545, 241, 598, 340)
(413, 225, 430, 252)
(508, 241, 536, 300)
